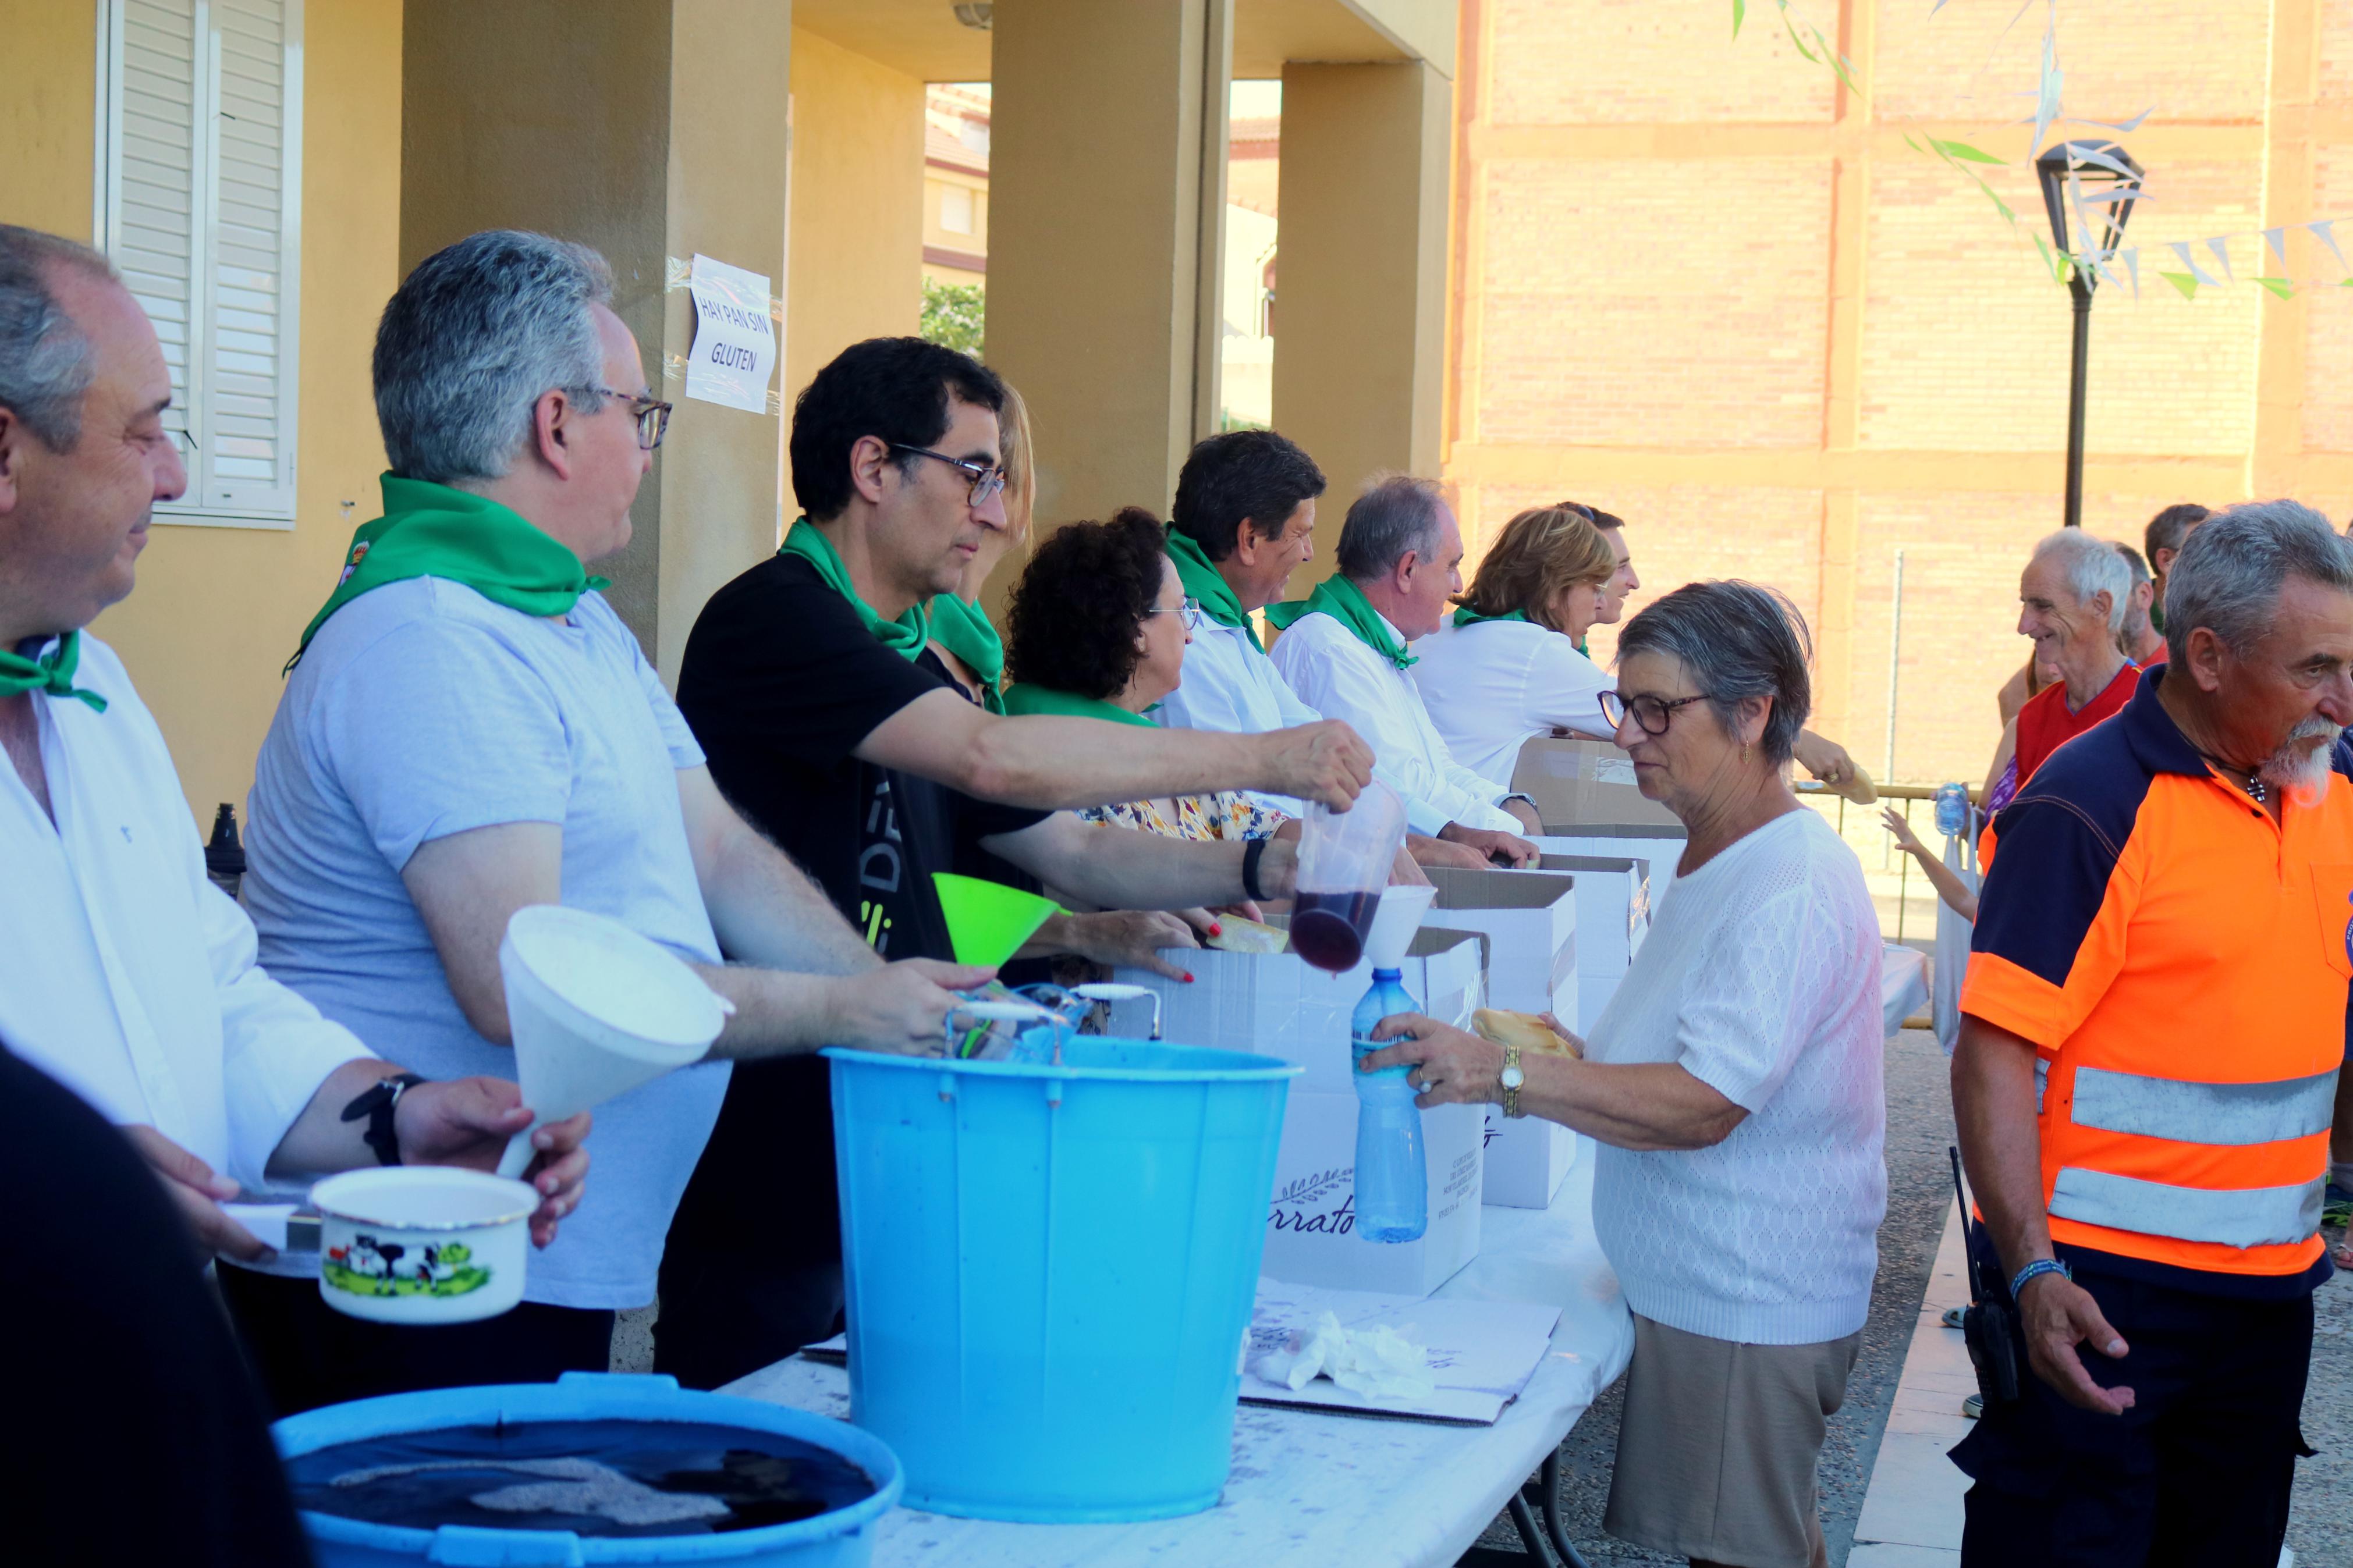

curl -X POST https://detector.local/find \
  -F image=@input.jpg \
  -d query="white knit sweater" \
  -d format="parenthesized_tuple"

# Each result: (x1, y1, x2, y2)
(1585, 808, 1886, 1345)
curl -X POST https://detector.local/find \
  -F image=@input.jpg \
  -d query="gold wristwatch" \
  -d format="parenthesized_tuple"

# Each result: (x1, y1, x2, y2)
(1499, 1039, 1525, 1118)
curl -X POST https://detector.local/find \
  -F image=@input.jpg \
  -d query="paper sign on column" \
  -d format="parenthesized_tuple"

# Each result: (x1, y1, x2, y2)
(684, 254, 777, 414)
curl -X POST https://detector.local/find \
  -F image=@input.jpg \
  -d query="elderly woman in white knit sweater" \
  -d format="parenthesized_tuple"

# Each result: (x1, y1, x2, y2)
(1363, 579, 1885, 1568)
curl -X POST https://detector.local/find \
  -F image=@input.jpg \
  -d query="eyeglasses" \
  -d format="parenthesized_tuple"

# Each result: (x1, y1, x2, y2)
(594, 387, 672, 450)
(1599, 689, 1713, 736)
(890, 443, 1008, 506)
(1145, 596, 1205, 632)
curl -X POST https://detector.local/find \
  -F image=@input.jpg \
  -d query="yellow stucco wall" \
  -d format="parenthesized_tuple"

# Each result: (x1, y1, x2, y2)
(0, 1, 101, 237)
(785, 27, 925, 410)
(94, 0, 404, 826)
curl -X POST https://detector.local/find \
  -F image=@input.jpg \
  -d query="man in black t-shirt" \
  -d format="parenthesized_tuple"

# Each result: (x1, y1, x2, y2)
(660, 337, 1375, 1389)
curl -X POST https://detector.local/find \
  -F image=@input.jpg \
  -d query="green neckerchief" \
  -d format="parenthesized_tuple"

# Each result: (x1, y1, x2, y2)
(0, 632, 106, 712)
(1164, 526, 1262, 654)
(1002, 682, 1158, 728)
(927, 593, 1006, 714)
(1264, 574, 1417, 669)
(292, 474, 609, 669)
(1450, 605, 1528, 630)
(779, 517, 928, 661)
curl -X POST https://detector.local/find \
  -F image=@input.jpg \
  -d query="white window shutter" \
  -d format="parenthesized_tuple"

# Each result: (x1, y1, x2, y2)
(100, 0, 301, 527)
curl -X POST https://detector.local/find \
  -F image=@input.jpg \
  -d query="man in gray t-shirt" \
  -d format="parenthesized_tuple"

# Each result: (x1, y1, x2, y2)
(234, 230, 986, 1410)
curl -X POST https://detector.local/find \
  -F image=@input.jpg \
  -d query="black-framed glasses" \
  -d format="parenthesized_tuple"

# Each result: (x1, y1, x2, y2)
(1145, 595, 1204, 632)
(890, 443, 1008, 506)
(1599, 689, 1713, 736)
(594, 386, 672, 450)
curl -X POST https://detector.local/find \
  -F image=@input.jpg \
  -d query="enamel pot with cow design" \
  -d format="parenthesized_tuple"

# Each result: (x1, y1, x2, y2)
(310, 1167, 538, 1325)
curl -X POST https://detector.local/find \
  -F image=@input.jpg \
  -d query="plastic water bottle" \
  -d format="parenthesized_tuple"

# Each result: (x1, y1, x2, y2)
(1350, 967, 1428, 1244)
(1933, 782, 1971, 839)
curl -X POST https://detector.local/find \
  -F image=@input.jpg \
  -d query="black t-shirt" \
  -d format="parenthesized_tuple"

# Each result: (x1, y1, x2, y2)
(666, 553, 1049, 1278)
(0, 1047, 314, 1566)
(676, 553, 1048, 963)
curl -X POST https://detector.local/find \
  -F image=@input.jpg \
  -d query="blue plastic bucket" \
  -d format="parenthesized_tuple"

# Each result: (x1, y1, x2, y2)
(825, 1034, 1298, 1522)
(272, 1372, 900, 1566)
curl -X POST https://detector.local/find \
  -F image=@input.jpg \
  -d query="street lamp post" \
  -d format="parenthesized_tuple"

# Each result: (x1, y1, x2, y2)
(2035, 140, 2142, 528)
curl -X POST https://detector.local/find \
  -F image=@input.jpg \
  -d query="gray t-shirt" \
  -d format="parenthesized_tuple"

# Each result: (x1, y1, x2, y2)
(244, 578, 732, 1311)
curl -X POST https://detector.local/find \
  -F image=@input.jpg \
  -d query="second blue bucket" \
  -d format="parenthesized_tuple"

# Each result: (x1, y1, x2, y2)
(825, 1034, 1297, 1523)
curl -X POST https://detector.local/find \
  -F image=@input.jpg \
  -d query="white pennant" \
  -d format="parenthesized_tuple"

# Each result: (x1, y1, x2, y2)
(2312, 221, 2350, 275)
(2170, 241, 2221, 287)
(2206, 237, 2235, 284)
(2263, 227, 2290, 269)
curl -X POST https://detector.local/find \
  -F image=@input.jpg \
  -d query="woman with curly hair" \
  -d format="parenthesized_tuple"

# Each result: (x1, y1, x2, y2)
(1006, 509, 1290, 842)
(1408, 502, 1623, 786)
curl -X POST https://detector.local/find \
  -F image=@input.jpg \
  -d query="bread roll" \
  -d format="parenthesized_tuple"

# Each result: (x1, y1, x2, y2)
(1206, 916, 1289, 954)
(1472, 1007, 1580, 1058)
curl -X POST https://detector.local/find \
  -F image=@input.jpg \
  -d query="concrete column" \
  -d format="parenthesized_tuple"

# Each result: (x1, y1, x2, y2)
(1272, 60, 1451, 499)
(986, 0, 1233, 554)
(399, 1, 790, 674)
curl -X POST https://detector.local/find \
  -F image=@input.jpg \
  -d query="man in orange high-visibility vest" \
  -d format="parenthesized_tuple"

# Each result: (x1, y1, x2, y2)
(1954, 500, 2353, 1567)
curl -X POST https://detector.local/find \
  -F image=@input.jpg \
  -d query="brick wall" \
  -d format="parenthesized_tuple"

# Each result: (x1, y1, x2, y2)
(1444, 0, 2349, 787)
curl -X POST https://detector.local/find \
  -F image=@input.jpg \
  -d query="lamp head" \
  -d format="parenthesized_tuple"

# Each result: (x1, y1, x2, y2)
(2035, 139, 2143, 291)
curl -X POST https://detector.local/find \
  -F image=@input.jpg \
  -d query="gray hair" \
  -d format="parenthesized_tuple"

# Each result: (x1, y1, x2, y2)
(373, 230, 614, 483)
(1615, 579, 1813, 766)
(2030, 528, 2133, 633)
(0, 226, 117, 451)
(2164, 499, 2353, 665)
(1336, 474, 1447, 582)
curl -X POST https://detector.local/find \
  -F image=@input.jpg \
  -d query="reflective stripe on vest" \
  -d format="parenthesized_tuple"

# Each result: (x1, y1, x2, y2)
(2050, 1168, 2324, 1249)
(2070, 1066, 2338, 1147)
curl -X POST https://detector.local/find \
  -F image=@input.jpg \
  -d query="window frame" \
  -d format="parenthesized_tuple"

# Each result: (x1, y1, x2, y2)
(91, 0, 305, 532)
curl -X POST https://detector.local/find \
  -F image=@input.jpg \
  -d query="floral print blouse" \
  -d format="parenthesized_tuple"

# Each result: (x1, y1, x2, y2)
(1078, 791, 1287, 842)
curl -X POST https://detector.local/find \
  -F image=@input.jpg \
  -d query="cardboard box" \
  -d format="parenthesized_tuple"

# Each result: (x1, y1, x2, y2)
(1536, 826, 1687, 966)
(1533, 854, 1642, 1033)
(1418, 866, 1580, 1022)
(1102, 927, 1488, 1297)
(1480, 1103, 1577, 1211)
(1263, 1093, 1486, 1296)
(1108, 926, 1486, 1096)
(1412, 867, 1582, 1210)
(1512, 735, 1680, 828)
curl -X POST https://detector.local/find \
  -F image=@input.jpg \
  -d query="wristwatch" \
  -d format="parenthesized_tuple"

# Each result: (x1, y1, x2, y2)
(340, 1072, 428, 1166)
(1499, 1040, 1525, 1118)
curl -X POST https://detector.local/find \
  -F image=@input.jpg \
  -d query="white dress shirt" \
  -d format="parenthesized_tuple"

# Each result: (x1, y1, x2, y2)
(1409, 618, 1618, 788)
(0, 635, 371, 1194)
(1152, 617, 1451, 835)
(1270, 610, 1521, 834)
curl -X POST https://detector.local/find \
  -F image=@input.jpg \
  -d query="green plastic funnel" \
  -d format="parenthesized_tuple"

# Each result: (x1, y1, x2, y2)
(932, 873, 1059, 967)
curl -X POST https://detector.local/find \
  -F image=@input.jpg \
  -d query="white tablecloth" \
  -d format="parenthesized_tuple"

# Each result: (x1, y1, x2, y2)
(721, 1152, 1635, 1568)
(1883, 943, 1930, 1036)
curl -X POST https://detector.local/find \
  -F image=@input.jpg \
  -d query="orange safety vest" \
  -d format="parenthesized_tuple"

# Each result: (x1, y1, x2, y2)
(1967, 669, 2350, 1279)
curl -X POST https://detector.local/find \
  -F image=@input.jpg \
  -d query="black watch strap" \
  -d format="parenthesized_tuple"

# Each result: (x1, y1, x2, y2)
(340, 1072, 428, 1167)
(1241, 837, 1270, 902)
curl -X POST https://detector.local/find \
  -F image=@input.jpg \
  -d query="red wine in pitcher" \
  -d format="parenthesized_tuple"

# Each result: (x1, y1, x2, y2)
(1289, 890, 1383, 973)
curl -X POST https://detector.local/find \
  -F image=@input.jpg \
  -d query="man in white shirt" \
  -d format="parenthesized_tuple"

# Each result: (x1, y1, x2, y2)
(0, 229, 588, 1272)
(1156, 431, 1520, 865)
(1270, 476, 1542, 863)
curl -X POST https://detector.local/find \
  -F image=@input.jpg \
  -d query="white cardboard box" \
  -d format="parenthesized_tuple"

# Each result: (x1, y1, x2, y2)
(1533, 854, 1642, 1033)
(1262, 1092, 1486, 1296)
(1418, 866, 1580, 1021)
(1536, 826, 1687, 966)
(1415, 867, 1581, 1211)
(1105, 929, 1489, 1297)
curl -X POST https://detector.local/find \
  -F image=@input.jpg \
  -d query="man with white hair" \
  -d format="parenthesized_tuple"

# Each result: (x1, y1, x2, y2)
(1269, 475, 1541, 865)
(2008, 528, 2140, 795)
(1952, 500, 2353, 1562)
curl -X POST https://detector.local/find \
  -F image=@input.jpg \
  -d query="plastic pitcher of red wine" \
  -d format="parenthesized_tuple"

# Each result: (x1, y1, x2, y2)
(1288, 778, 1407, 973)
